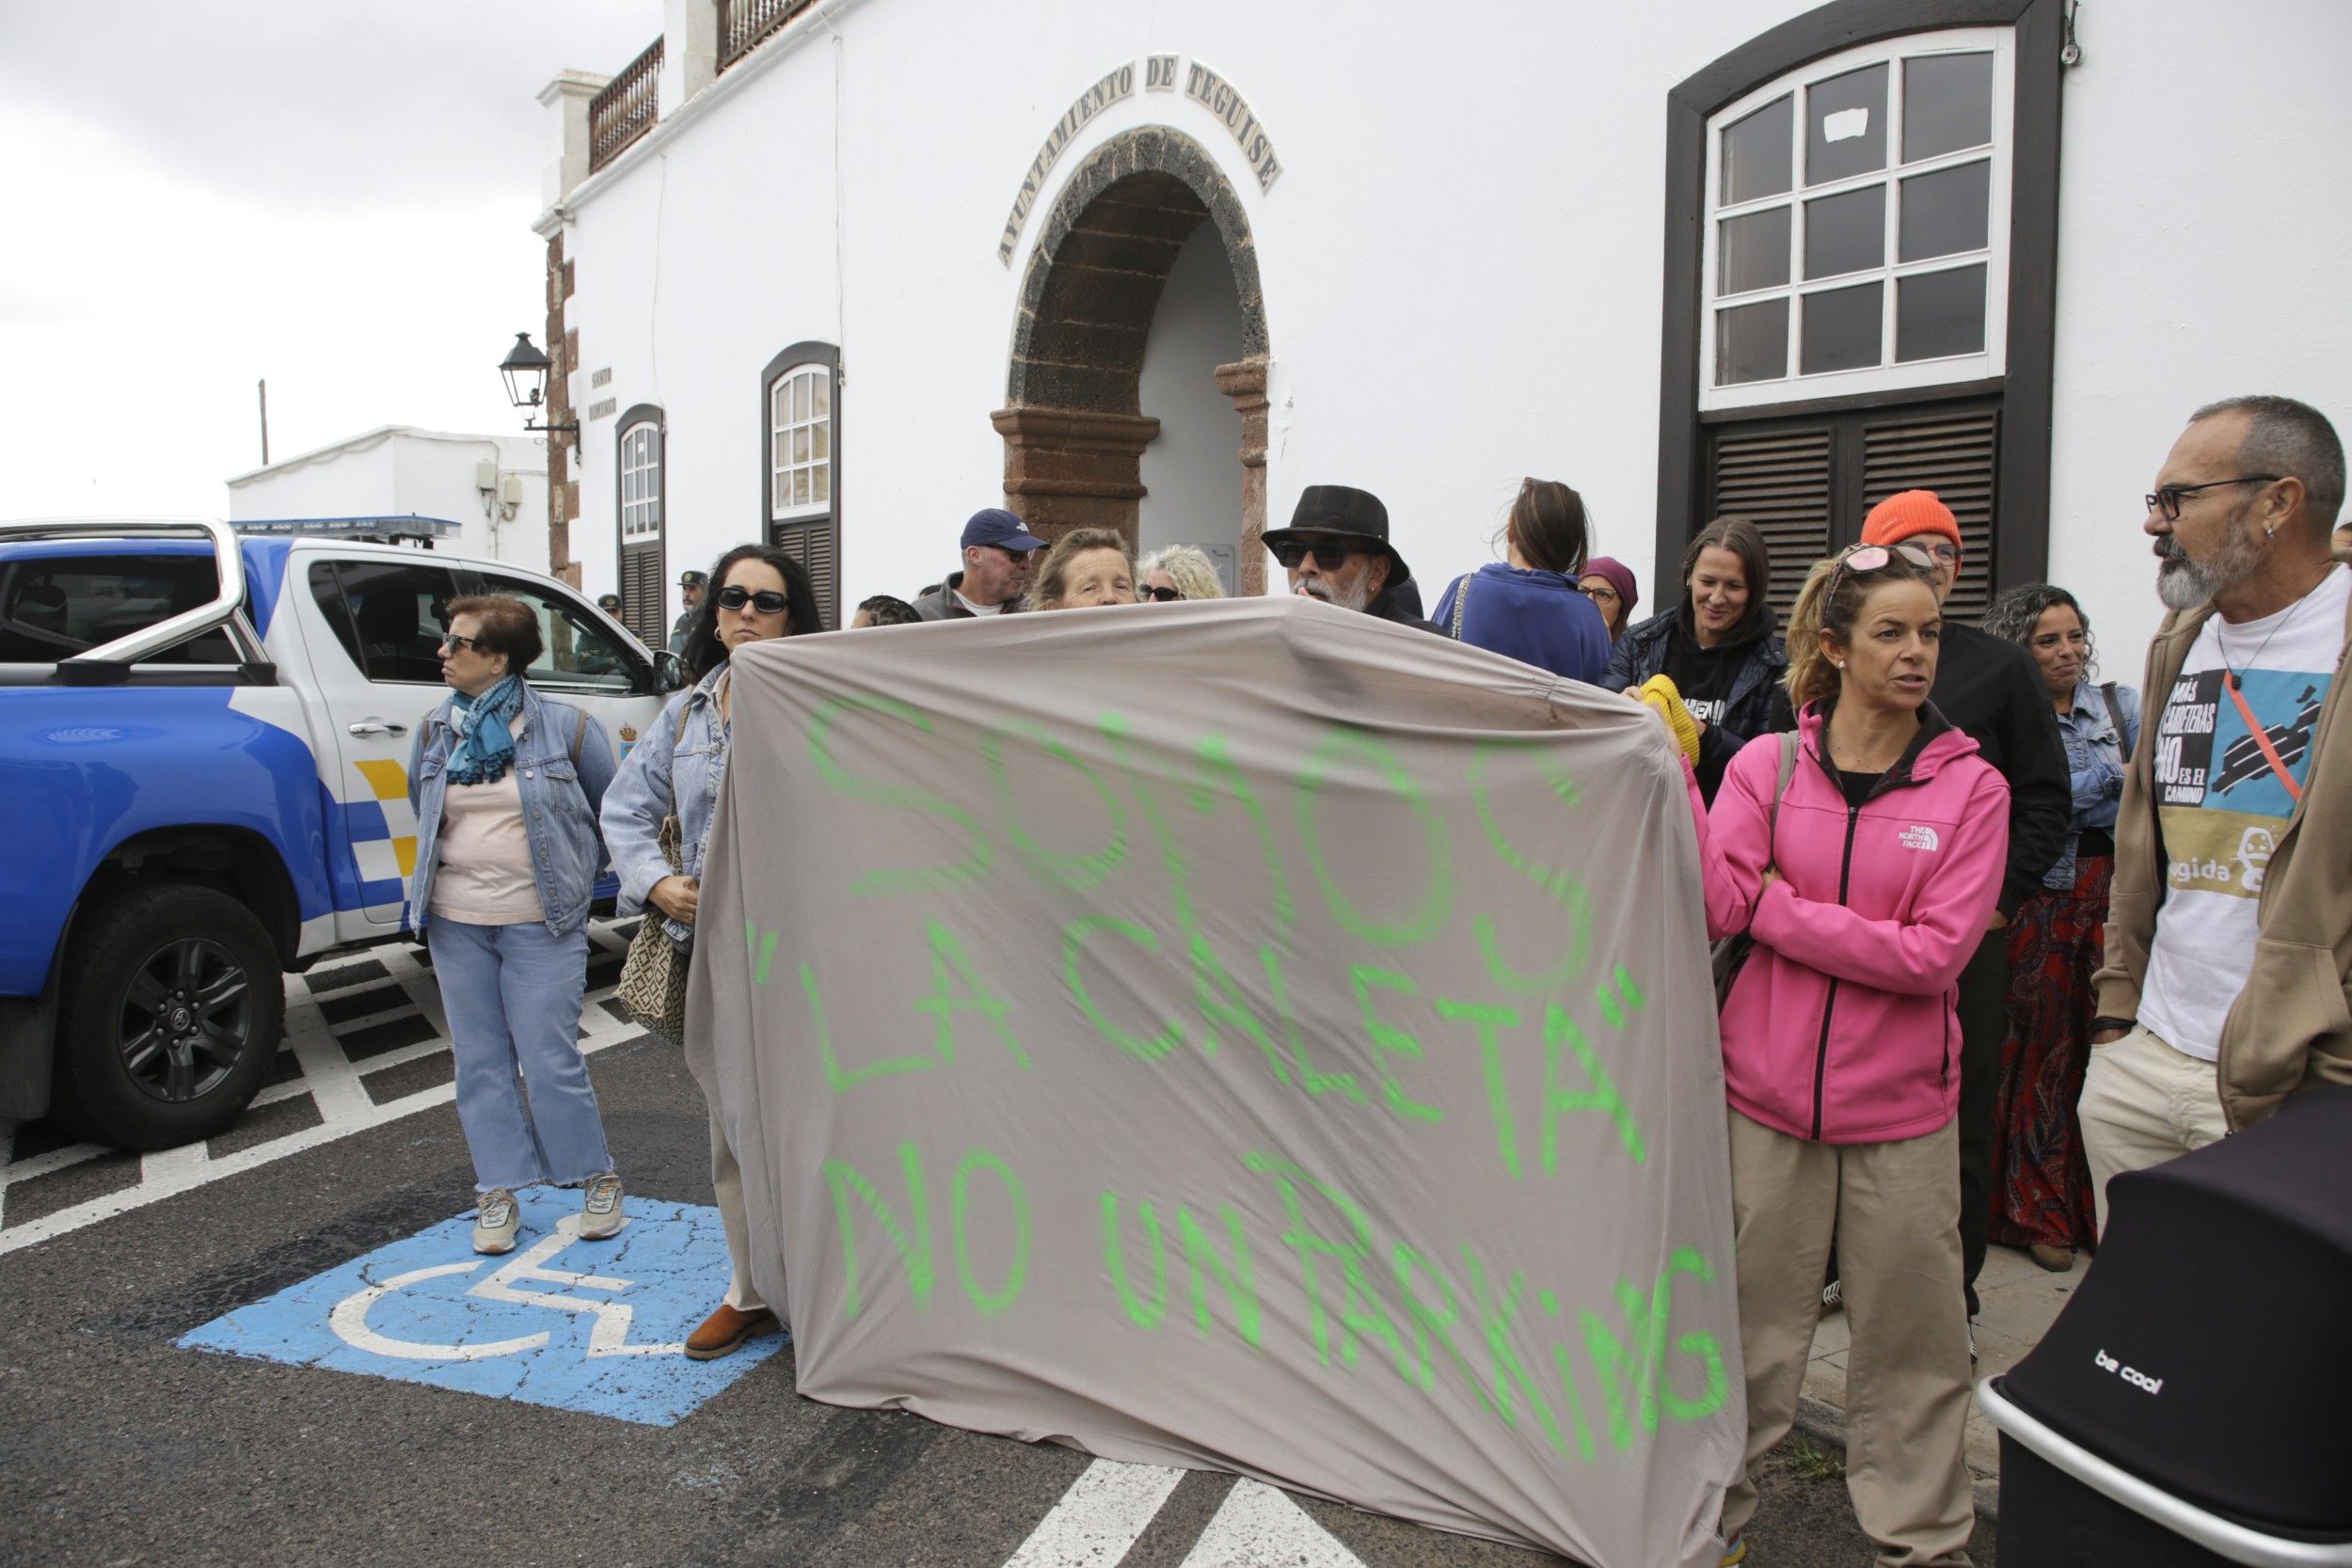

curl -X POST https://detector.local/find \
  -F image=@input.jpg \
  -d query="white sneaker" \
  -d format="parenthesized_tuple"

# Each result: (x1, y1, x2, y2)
(580, 1172, 625, 1241)
(473, 1188, 519, 1255)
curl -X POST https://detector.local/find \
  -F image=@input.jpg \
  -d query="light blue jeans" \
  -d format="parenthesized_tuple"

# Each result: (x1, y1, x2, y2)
(427, 918, 614, 1193)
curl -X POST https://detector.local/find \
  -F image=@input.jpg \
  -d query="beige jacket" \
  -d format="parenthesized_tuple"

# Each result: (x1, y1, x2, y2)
(2095, 574, 2352, 1131)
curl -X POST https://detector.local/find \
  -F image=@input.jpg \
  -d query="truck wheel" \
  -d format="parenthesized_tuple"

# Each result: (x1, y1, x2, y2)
(49, 885, 285, 1150)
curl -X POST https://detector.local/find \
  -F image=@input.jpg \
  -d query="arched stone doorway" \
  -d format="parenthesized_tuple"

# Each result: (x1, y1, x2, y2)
(993, 128, 1273, 594)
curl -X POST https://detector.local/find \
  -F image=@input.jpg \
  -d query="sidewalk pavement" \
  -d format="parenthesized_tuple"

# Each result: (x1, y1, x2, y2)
(1794, 1242, 2092, 1519)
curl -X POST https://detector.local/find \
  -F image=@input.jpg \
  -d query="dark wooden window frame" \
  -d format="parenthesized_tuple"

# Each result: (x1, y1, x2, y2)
(759, 341, 841, 631)
(614, 403, 666, 648)
(1657, 0, 2064, 589)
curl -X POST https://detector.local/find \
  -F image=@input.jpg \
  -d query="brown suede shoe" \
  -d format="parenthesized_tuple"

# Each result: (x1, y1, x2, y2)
(684, 1303, 779, 1360)
(2028, 1243, 2077, 1273)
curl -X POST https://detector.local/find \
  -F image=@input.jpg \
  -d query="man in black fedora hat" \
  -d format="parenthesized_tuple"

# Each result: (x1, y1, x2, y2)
(1261, 485, 1438, 632)
(668, 569, 708, 656)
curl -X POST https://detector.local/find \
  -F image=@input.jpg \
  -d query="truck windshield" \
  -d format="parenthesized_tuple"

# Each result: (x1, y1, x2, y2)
(0, 554, 238, 663)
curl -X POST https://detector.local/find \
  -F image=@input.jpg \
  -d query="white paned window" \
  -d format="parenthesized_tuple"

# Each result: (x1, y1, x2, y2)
(1700, 28, 2013, 411)
(619, 420, 661, 540)
(769, 364, 833, 521)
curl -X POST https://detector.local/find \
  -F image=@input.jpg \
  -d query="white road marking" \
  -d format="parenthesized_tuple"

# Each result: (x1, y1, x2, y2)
(1179, 1478, 1368, 1568)
(468, 1215, 684, 1357)
(325, 1215, 684, 1362)
(328, 1260, 543, 1360)
(0, 926, 644, 1256)
(1001, 1457, 1187, 1568)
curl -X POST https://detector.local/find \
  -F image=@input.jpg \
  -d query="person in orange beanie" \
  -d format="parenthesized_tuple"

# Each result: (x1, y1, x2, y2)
(1856, 490, 2070, 1339)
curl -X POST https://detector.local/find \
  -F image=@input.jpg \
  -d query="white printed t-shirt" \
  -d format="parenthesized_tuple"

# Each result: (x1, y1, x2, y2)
(2140, 563, 2350, 1061)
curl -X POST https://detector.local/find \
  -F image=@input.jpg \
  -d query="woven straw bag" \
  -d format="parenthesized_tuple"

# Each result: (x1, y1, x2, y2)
(613, 705, 693, 1043)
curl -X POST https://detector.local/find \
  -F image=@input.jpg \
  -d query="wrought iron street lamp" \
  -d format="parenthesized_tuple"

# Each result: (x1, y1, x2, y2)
(498, 332, 579, 435)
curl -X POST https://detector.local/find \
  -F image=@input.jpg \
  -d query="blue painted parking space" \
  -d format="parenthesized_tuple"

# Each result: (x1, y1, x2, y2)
(179, 1189, 786, 1425)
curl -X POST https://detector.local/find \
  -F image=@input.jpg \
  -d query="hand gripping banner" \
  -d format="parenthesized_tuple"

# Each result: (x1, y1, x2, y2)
(685, 594, 1743, 1566)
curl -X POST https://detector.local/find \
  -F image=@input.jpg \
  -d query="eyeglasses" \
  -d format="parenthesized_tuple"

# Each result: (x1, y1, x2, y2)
(1144, 585, 1184, 603)
(1578, 583, 1621, 604)
(1918, 540, 1961, 563)
(437, 632, 489, 655)
(716, 585, 791, 615)
(1271, 540, 1360, 571)
(2145, 476, 2280, 521)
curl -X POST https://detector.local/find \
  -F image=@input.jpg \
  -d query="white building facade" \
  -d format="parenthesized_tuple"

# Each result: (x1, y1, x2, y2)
(538, 0, 2352, 663)
(227, 426, 551, 576)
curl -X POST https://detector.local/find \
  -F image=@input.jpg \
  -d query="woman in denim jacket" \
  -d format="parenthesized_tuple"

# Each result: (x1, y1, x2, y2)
(602, 543, 820, 1360)
(406, 595, 620, 1256)
(1982, 584, 2141, 1273)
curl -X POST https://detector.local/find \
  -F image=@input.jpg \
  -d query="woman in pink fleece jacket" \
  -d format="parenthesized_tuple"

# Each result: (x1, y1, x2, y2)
(1699, 544, 2009, 1568)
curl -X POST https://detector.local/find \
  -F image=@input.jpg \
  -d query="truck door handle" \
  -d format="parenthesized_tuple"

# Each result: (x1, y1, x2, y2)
(348, 720, 409, 737)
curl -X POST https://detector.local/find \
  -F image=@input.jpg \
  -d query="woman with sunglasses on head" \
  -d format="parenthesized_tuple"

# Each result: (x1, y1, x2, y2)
(1138, 544, 1226, 604)
(406, 595, 622, 1257)
(1025, 528, 1140, 610)
(1979, 583, 2138, 1275)
(1696, 543, 2009, 1568)
(601, 544, 820, 1360)
(1605, 515, 1788, 804)
(1431, 478, 1613, 684)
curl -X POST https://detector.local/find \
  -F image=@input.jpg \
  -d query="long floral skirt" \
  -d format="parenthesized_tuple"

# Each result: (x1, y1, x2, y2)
(1989, 852, 2111, 1252)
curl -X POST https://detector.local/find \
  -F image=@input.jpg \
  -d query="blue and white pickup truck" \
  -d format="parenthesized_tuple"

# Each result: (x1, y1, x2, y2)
(0, 518, 676, 1148)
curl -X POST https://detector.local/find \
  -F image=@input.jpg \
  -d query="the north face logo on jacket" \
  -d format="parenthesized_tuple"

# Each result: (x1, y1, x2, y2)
(1899, 825, 1941, 852)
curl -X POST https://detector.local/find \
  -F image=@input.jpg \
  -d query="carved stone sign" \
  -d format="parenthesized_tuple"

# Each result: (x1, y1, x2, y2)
(996, 64, 1139, 266)
(998, 56, 1284, 266)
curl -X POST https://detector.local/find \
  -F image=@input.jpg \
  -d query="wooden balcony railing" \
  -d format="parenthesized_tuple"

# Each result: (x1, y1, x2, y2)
(588, 37, 663, 172)
(721, 0, 818, 75)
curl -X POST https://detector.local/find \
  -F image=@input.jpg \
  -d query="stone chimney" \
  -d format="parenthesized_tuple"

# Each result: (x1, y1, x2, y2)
(537, 70, 609, 208)
(659, 0, 718, 117)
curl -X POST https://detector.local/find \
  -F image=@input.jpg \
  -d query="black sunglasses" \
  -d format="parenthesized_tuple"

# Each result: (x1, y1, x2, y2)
(2145, 476, 2280, 522)
(1144, 585, 1184, 603)
(437, 632, 490, 654)
(1270, 540, 1361, 571)
(716, 585, 791, 615)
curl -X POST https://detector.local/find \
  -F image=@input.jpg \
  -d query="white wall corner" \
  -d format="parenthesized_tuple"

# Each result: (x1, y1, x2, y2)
(538, 70, 610, 208)
(659, 0, 719, 117)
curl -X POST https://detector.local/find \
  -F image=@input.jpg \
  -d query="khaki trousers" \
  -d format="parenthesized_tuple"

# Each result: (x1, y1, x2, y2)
(2078, 1022, 2228, 1237)
(1724, 1111, 1976, 1568)
(709, 1106, 768, 1314)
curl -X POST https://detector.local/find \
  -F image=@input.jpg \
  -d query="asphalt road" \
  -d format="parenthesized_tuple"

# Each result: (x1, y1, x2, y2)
(0, 930, 1998, 1568)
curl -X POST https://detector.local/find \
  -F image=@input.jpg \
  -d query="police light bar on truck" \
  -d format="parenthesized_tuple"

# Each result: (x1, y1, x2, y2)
(231, 515, 461, 545)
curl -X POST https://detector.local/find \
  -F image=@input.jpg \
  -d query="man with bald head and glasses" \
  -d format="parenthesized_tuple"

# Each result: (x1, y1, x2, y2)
(2085, 394, 2352, 1226)
(1261, 485, 1440, 633)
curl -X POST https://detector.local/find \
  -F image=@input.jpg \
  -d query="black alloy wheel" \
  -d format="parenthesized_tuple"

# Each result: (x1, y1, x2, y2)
(117, 936, 253, 1103)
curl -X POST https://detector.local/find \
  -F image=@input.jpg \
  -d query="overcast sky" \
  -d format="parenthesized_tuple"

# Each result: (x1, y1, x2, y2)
(0, 1, 660, 517)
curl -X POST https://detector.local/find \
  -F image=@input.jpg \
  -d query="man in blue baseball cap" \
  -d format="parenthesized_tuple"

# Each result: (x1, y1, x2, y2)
(914, 508, 1049, 620)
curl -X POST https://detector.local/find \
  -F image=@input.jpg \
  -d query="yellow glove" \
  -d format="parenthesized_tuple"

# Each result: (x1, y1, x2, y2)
(1638, 674, 1702, 767)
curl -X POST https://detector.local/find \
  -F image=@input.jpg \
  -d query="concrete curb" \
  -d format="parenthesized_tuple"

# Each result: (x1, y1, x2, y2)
(1790, 1394, 2002, 1525)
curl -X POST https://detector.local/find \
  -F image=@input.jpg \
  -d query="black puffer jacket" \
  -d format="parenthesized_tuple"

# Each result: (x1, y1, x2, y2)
(1602, 604, 1788, 802)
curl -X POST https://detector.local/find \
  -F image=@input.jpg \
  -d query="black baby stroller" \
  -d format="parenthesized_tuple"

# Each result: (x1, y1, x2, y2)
(1977, 1084, 2352, 1566)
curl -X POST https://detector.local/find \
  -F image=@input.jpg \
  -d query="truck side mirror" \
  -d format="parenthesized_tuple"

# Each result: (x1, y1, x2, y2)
(655, 650, 686, 694)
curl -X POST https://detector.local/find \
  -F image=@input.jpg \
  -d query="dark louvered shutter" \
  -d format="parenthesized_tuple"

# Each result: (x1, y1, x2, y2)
(1861, 405, 2000, 624)
(620, 543, 664, 646)
(771, 516, 839, 632)
(1708, 423, 1833, 619)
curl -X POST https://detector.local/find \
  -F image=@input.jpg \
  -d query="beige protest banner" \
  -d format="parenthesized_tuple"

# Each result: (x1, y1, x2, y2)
(687, 594, 1742, 1567)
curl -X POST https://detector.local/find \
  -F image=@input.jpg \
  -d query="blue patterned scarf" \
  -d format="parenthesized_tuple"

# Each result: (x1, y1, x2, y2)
(447, 674, 524, 785)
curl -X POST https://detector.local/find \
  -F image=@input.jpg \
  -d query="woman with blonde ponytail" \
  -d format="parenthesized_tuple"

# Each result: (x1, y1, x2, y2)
(1695, 541, 2010, 1566)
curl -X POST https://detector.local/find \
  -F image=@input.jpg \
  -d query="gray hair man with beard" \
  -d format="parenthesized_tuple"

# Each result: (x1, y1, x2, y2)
(2086, 394, 2352, 1228)
(1261, 485, 1439, 632)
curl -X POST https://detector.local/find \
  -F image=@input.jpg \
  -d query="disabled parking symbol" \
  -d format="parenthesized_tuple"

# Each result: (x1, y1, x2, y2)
(181, 1189, 785, 1425)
